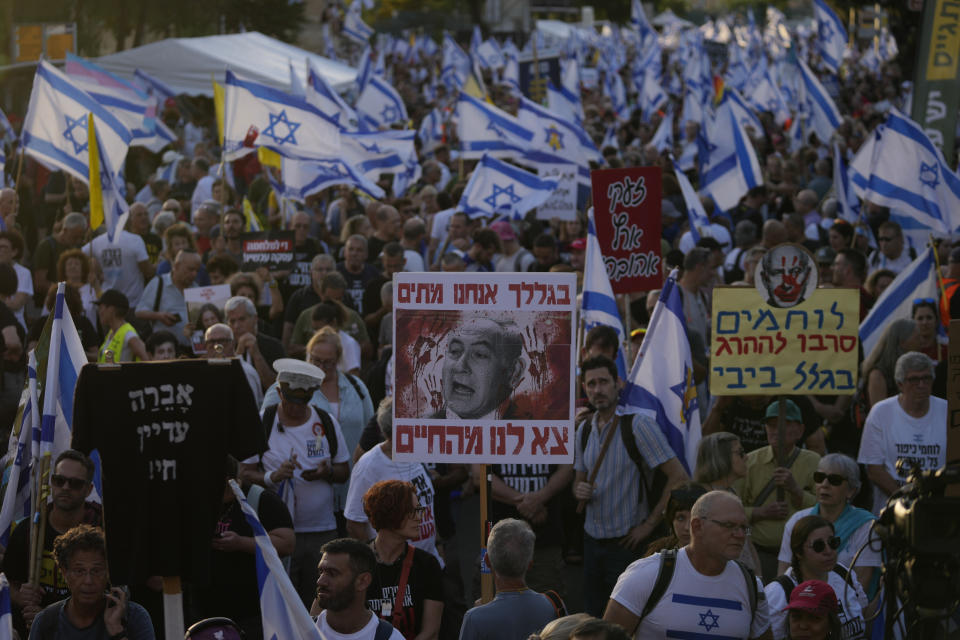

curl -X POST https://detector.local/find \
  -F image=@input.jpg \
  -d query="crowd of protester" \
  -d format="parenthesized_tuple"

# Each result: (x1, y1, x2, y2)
(0, 7, 952, 640)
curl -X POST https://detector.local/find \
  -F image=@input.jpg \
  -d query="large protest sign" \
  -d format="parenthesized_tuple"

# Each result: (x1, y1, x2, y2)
(537, 163, 578, 221)
(710, 287, 859, 395)
(392, 272, 576, 464)
(590, 167, 662, 293)
(184, 284, 231, 355)
(240, 231, 295, 271)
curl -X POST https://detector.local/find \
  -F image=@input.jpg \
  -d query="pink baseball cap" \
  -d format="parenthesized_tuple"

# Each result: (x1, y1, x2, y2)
(490, 220, 517, 242)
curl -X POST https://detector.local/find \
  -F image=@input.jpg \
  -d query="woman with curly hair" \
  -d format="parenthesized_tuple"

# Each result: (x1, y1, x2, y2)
(363, 479, 444, 640)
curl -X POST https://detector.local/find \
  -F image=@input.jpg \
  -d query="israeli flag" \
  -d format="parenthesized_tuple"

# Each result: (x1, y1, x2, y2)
(638, 70, 667, 123)
(860, 247, 938, 361)
(223, 70, 341, 161)
(621, 270, 702, 474)
(356, 75, 408, 130)
(418, 108, 445, 154)
(0, 107, 15, 145)
(795, 58, 842, 144)
(601, 125, 619, 152)
(39, 284, 88, 466)
(0, 354, 39, 548)
(849, 108, 960, 234)
(747, 70, 790, 125)
(456, 93, 534, 159)
(631, 0, 655, 40)
(442, 34, 471, 89)
(22, 61, 132, 184)
(228, 480, 324, 640)
(133, 68, 176, 102)
(393, 153, 422, 197)
(723, 88, 764, 138)
(343, 1, 374, 44)
(306, 61, 358, 131)
(475, 38, 505, 70)
(355, 46, 375, 92)
(0, 573, 11, 640)
(698, 100, 763, 212)
(88, 115, 130, 241)
(457, 154, 558, 220)
(833, 142, 862, 224)
(605, 72, 630, 121)
(278, 156, 385, 201)
(814, 0, 848, 73)
(673, 161, 710, 243)
(341, 129, 412, 174)
(650, 111, 674, 152)
(583, 209, 628, 381)
(516, 97, 601, 170)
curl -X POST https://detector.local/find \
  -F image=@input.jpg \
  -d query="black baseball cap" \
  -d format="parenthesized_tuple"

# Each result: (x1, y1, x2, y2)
(94, 289, 130, 312)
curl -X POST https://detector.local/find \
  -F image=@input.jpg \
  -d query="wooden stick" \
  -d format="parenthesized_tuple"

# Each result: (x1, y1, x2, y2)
(162, 576, 185, 640)
(479, 466, 494, 604)
(28, 456, 50, 586)
(576, 414, 620, 514)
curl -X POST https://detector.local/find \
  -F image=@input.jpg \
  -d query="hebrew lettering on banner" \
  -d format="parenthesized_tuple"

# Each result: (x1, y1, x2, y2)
(128, 382, 197, 482)
(392, 272, 577, 464)
(710, 287, 860, 395)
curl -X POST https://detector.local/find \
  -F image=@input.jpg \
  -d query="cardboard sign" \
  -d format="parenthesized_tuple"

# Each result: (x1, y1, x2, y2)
(590, 167, 663, 293)
(392, 272, 577, 464)
(710, 287, 859, 395)
(240, 231, 295, 271)
(536, 163, 578, 221)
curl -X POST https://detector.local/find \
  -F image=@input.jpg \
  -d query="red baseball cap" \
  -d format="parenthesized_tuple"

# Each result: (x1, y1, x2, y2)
(784, 580, 838, 616)
(569, 238, 587, 252)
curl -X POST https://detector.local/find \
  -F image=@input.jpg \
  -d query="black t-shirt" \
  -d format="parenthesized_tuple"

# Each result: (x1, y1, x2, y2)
(366, 544, 443, 639)
(71, 360, 266, 585)
(284, 286, 322, 325)
(140, 232, 164, 265)
(256, 333, 286, 367)
(190, 485, 293, 620)
(718, 400, 768, 453)
(27, 313, 99, 352)
(280, 239, 321, 303)
(490, 463, 562, 546)
(336, 263, 382, 315)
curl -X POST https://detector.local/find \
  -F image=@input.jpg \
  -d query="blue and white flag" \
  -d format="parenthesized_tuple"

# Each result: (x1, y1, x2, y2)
(288, 60, 305, 97)
(343, 1, 374, 45)
(341, 129, 413, 179)
(814, 0, 848, 73)
(795, 58, 842, 144)
(621, 271, 702, 474)
(476, 39, 505, 70)
(88, 116, 131, 242)
(355, 46, 375, 92)
(0, 108, 15, 145)
(631, 0, 655, 41)
(278, 156, 385, 201)
(723, 88, 764, 138)
(223, 70, 341, 161)
(22, 61, 132, 184)
(516, 97, 601, 174)
(133, 68, 176, 103)
(458, 154, 558, 220)
(600, 125, 619, 152)
(698, 100, 763, 212)
(442, 34, 471, 89)
(650, 111, 674, 152)
(0, 573, 11, 640)
(583, 209, 628, 380)
(860, 247, 937, 361)
(747, 70, 790, 125)
(833, 142, 861, 225)
(638, 70, 667, 123)
(849, 108, 960, 234)
(356, 75, 408, 130)
(306, 61, 358, 131)
(418, 108, 445, 154)
(604, 72, 630, 121)
(0, 354, 38, 548)
(228, 480, 324, 640)
(456, 93, 534, 159)
(673, 162, 710, 243)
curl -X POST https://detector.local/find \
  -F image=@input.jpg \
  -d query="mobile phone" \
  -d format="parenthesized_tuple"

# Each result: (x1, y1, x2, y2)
(171, 313, 182, 322)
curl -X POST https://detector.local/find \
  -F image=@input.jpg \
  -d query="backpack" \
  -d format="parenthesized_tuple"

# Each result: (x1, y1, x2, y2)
(578, 414, 668, 517)
(261, 403, 338, 459)
(638, 548, 759, 628)
(373, 617, 396, 640)
(775, 564, 855, 600)
(129, 273, 165, 340)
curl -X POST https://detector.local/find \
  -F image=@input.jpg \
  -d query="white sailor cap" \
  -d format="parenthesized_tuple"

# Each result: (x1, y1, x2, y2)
(273, 358, 325, 390)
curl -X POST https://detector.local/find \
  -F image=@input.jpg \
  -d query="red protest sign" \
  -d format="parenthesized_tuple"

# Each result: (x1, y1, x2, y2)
(590, 167, 662, 293)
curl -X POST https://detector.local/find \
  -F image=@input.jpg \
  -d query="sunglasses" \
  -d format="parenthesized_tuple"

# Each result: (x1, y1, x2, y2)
(51, 474, 88, 490)
(813, 472, 846, 486)
(808, 536, 841, 553)
(913, 297, 936, 305)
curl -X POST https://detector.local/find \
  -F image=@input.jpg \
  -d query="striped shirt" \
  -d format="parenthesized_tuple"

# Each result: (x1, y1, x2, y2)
(574, 412, 675, 539)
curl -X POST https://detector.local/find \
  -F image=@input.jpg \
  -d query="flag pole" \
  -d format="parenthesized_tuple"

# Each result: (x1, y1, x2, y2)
(28, 457, 50, 587)
(930, 234, 948, 303)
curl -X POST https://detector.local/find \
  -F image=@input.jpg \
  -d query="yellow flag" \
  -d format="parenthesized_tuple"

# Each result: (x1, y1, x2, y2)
(463, 69, 489, 102)
(257, 147, 282, 169)
(87, 113, 104, 231)
(213, 78, 225, 145)
(242, 196, 263, 231)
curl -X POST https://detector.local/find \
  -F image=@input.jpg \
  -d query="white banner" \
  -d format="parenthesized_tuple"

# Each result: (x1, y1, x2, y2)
(536, 163, 578, 221)
(392, 272, 577, 463)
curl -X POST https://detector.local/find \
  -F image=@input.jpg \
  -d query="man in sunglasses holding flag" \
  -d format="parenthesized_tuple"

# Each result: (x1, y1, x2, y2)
(2, 450, 101, 635)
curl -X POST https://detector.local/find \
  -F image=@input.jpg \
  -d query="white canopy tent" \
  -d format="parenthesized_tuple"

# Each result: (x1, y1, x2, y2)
(94, 31, 357, 96)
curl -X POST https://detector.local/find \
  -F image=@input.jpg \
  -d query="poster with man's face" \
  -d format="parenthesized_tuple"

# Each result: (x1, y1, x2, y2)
(755, 243, 818, 308)
(393, 272, 577, 464)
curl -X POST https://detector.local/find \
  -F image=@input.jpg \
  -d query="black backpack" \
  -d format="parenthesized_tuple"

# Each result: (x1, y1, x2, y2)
(261, 403, 338, 459)
(638, 548, 760, 628)
(578, 414, 668, 520)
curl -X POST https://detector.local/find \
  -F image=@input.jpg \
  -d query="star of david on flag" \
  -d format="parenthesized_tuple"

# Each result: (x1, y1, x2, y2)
(456, 93, 534, 160)
(458, 154, 558, 220)
(274, 155, 385, 201)
(62, 114, 88, 154)
(262, 110, 300, 145)
(356, 75, 408, 131)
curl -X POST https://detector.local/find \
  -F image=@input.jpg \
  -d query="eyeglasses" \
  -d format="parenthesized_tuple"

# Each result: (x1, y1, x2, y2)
(813, 472, 846, 486)
(66, 566, 106, 579)
(913, 297, 936, 305)
(708, 519, 750, 535)
(808, 536, 841, 553)
(51, 474, 88, 490)
(409, 506, 427, 518)
(877, 236, 895, 243)
(903, 374, 933, 385)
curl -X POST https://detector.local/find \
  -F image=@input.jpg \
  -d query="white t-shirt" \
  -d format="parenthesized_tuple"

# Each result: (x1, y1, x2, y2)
(677, 223, 733, 255)
(867, 248, 914, 276)
(429, 208, 455, 248)
(315, 610, 404, 640)
(82, 231, 149, 307)
(403, 249, 426, 273)
(764, 566, 867, 640)
(857, 395, 947, 514)
(191, 175, 214, 214)
(611, 547, 770, 639)
(13, 262, 33, 328)
(244, 406, 349, 532)
(777, 507, 881, 569)
(339, 330, 362, 373)
(344, 444, 442, 565)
